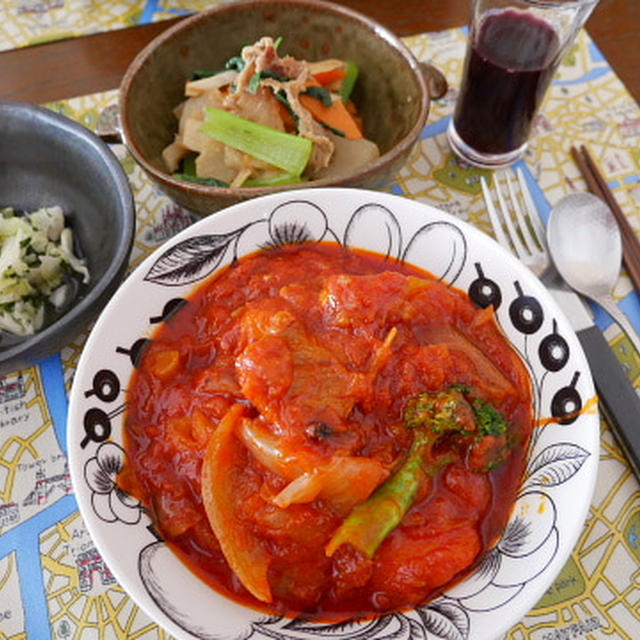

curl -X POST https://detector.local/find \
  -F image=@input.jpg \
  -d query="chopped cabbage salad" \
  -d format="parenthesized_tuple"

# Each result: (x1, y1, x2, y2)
(0, 206, 89, 336)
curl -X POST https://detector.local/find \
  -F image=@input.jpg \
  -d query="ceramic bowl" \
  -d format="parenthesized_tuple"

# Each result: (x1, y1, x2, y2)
(0, 102, 135, 374)
(68, 188, 599, 640)
(117, 0, 444, 215)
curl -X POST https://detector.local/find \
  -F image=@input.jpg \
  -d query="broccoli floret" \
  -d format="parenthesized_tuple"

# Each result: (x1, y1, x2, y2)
(403, 387, 475, 434)
(472, 397, 509, 436)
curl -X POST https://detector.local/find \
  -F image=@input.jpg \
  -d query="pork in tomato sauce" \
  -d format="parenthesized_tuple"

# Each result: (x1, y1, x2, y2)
(120, 242, 533, 620)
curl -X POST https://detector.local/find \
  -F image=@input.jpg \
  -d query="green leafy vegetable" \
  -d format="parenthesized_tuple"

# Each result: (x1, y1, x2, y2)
(225, 56, 245, 72)
(190, 69, 218, 80)
(173, 173, 230, 187)
(303, 85, 333, 108)
(248, 69, 290, 94)
(201, 107, 313, 176)
(318, 122, 346, 137)
(180, 153, 198, 176)
(247, 73, 262, 94)
(339, 59, 359, 103)
(274, 90, 298, 126)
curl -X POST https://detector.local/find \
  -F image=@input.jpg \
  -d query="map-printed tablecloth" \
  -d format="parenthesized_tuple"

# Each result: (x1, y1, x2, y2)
(1, 21, 640, 640)
(0, 0, 225, 50)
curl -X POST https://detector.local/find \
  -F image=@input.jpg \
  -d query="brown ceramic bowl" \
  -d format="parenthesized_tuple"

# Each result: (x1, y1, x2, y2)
(118, 0, 445, 215)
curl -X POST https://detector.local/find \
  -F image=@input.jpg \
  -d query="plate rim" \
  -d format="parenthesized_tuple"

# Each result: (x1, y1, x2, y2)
(67, 187, 600, 640)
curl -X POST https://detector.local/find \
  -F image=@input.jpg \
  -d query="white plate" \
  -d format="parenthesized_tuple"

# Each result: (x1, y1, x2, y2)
(68, 188, 599, 640)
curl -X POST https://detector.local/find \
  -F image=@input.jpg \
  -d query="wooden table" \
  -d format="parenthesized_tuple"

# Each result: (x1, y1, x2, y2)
(0, 0, 638, 106)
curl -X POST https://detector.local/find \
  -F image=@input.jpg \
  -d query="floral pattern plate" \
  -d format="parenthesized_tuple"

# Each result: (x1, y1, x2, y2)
(67, 188, 599, 640)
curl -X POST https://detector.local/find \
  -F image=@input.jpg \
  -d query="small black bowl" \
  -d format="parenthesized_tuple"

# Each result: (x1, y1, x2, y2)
(0, 102, 135, 373)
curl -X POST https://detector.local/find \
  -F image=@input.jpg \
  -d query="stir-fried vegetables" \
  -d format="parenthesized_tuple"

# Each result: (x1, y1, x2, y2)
(326, 387, 510, 558)
(162, 36, 379, 188)
(0, 206, 89, 336)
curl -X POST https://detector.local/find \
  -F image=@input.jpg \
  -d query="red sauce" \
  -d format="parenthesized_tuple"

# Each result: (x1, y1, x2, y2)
(121, 242, 532, 621)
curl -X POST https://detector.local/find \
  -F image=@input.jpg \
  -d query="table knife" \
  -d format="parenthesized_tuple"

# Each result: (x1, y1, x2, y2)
(547, 277, 640, 479)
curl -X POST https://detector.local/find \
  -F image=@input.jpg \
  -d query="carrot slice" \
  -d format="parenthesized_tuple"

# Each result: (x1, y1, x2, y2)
(201, 404, 273, 603)
(276, 99, 297, 132)
(298, 93, 363, 140)
(312, 68, 348, 86)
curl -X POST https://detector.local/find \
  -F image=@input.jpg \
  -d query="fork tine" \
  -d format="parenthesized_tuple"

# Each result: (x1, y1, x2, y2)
(482, 168, 550, 279)
(504, 169, 539, 253)
(515, 167, 547, 249)
(494, 172, 528, 258)
(481, 176, 510, 250)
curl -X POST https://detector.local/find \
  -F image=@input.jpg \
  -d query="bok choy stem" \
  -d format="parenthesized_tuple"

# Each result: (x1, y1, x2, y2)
(201, 107, 313, 177)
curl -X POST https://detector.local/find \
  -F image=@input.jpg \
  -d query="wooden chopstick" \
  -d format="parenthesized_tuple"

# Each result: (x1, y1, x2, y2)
(570, 144, 640, 294)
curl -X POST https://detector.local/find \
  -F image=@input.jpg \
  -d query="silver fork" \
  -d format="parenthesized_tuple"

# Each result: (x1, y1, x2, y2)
(480, 168, 550, 279)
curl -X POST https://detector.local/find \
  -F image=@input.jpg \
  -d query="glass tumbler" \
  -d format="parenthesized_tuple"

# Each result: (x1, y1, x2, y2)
(447, 0, 599, 169)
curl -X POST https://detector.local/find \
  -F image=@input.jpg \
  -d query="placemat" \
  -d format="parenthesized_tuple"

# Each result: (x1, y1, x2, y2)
(0, 0, 229, 51)
(1, 27, 640, 640)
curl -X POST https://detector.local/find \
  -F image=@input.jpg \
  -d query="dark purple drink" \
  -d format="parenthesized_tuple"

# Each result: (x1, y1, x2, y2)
(452, 9, 560, 158)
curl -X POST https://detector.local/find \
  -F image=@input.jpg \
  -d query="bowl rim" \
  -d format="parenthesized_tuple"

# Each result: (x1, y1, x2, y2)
(118, 0, 430, 197)
(67, 186, 599, 640)
(0, 101, 136, 370)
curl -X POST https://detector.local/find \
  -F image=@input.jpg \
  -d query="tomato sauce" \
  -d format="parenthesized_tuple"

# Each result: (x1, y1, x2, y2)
(121, 242, 533, 620)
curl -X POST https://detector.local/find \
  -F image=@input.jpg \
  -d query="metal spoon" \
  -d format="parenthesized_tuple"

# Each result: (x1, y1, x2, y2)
(547, 192, 640, 355)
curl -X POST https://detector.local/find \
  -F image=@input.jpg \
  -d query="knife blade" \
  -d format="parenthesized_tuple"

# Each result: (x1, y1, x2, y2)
(546, 274, 640, 479)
